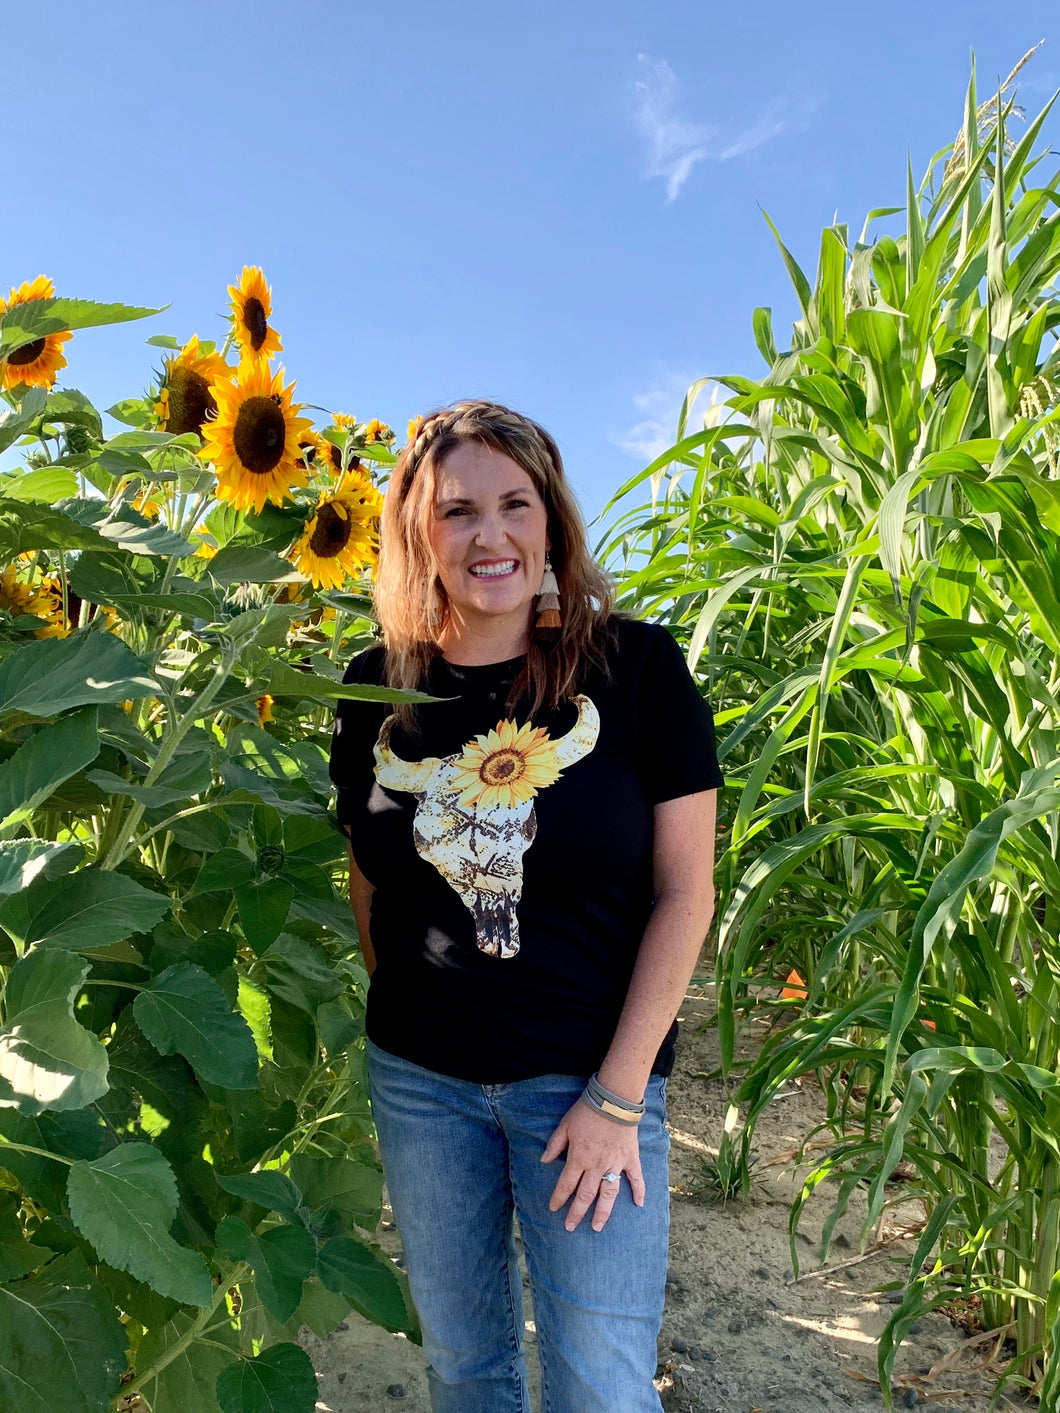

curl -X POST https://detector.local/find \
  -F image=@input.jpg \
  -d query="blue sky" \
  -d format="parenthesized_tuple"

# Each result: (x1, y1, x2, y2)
(7, 1, 1058, 531)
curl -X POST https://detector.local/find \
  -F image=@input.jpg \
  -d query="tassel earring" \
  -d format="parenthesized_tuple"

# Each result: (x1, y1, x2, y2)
(535, 551, 561, 630)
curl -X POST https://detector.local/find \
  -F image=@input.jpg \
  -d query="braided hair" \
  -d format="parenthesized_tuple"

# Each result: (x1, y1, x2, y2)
(372, 400, 619, 735)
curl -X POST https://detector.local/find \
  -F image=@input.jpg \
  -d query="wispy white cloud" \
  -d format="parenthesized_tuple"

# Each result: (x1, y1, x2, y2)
(614, 372, 720, 463)
(632, 55, 803, 201)
(632, 57, 715, 202)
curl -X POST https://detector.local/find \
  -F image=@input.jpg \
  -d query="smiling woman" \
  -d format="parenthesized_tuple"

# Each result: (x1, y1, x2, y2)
(329, 399, 724, 1412)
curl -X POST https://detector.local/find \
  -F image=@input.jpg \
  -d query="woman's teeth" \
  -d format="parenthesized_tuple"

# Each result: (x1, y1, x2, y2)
(469, 561, 517, 578)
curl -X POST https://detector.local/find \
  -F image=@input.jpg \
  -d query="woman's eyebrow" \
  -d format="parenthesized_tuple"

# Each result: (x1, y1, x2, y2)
(435, 487, 533, 508)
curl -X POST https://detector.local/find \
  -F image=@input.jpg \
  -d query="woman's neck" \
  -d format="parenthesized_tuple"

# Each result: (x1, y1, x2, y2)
(435, 615, 530, 666)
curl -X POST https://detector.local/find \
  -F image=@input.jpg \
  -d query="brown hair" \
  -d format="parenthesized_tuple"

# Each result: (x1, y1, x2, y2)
(372, 400, 620, 734)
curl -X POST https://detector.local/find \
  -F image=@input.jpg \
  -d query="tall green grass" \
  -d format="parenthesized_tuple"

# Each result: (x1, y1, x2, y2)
(600, 54, 1060, 1406)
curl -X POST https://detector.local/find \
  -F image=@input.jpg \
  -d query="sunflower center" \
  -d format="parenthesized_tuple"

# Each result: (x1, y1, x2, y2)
(9, 338, 47, 367)
(309, 502, 354, 558)
(165, 367, 216, 437)
(480, 749, 525, 785)
(233, 396, 287, 473)
(243, 297, 269, 352)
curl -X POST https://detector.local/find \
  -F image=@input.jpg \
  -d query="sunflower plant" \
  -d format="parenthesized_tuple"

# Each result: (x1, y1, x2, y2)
(0, 268, 427, 1413)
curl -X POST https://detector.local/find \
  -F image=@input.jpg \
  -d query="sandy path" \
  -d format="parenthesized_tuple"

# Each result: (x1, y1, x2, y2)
(303, 984, 1009, 1412)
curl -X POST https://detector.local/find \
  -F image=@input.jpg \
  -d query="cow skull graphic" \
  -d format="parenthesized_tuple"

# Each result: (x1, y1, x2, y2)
(373, 695, 600, 957)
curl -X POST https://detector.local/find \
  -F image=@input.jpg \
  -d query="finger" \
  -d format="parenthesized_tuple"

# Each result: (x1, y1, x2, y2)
(627, 1163, 646, 1208)
(548, 1160, 584, 1212)
(591, 1178, 621, 1232)
(564, 1174, 602, 1232)
(540, 1126, 569, 1165)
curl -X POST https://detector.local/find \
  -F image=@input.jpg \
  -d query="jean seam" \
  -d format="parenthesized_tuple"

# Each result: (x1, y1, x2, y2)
(509, 1152, 546, 1413)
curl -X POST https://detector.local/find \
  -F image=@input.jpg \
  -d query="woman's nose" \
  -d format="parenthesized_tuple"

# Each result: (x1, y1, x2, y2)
(475, 512, 508, 546)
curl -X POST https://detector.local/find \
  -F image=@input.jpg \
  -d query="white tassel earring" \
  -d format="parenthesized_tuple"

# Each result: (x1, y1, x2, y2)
(535, 551, 561, 631)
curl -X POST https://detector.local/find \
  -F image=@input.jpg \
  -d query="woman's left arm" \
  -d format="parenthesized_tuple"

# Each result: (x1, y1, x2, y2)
(542, 788, 718, 1231)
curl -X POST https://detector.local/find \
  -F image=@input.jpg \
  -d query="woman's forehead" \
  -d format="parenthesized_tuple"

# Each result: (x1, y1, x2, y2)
(433, 442, 538, 497)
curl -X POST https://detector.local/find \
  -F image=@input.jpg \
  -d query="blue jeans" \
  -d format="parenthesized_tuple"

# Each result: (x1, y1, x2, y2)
(366, 1039, 669, 1413)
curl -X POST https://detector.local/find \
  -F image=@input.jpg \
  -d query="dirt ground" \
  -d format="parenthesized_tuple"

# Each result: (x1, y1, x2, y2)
(302, 984, 1025, 1412)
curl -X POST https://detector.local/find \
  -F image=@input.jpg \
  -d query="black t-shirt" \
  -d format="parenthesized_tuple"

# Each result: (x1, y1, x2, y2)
(329, 614, 724, 1084)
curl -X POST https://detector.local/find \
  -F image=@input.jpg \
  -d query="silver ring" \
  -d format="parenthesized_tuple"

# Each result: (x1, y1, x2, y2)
(602, 1171, 621, 1184)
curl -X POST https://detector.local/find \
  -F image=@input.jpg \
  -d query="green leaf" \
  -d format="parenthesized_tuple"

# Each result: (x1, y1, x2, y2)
(0, 297, 162, 355)
(0, 707, 100, 829)
(0, 387, 48, 454)
(260, 935, 342, 1014)
(133, 963, 259, 1089)
(235, 878, 294, 955)
(215, 1342, 318, 1413)
(66, 1143, 212, 1306)
(208, 544, 304, 584)
(191, 847, 258, 895)
(138, 1311, 237, 1413)
(58, 497, 193, 557)
(289, 1152, 383, 1234)
(0, 464, 79, 502)
(69, 553, 216, 620)
(264, 658, 436, 704)
(215, 1217, 316, 1321)
(0, 1190, 53, 1280)
(0, 869, 171, 951)
(215, 1170, 303, 1218)
(0, 1252, 128, 1413)
(0, 839, 81, 897)
(0, 950, 109, 1116)
(316, 1235, 418, 1335)
(0, 631, 157, 719)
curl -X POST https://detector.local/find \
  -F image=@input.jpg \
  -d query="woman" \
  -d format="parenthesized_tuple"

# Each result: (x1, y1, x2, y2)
(329, 401, 723, 1412)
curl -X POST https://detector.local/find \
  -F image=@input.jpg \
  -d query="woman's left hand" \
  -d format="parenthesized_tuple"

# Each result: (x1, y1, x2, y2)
(540, 1099, 645, 1232)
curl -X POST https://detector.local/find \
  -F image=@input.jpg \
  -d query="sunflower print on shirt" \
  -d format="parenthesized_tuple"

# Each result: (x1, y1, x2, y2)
(372, 696, 600, 958)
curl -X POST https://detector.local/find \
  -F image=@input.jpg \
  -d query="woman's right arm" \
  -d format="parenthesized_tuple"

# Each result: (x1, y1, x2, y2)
(346, 841, 378, 978)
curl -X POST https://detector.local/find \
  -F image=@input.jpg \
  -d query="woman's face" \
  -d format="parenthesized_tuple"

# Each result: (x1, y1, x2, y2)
(427, 441, 550, 647)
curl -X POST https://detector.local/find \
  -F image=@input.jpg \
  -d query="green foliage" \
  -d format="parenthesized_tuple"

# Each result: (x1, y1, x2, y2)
(600, 57, 1060, 1405)
(0, 285, 432, 1411)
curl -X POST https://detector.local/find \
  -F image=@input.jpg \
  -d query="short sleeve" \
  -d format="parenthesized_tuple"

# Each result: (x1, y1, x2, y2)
(329, 645, 387, 830)
(634, 624, 725, 804)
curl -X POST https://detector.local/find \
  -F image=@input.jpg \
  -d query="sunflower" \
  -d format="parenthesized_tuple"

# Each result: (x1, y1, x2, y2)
(290, 474, 382, 590)
(450, 720, 564, 810)
(0, 276, 72, 391)
(200, 363, 313, 514)
(153, 335, 232, 437)
(228, 266, 282, 368)
(316, 413, 362, 475)
(364, 418, 394, 445)
(407, 414, 424, 442)
(0, 567, 65, 636)
(257, 694, 275, 726)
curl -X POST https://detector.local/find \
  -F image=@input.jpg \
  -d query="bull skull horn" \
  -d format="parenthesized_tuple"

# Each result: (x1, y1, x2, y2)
(553, 694, 600, 767)
(374, 715, 440, 794)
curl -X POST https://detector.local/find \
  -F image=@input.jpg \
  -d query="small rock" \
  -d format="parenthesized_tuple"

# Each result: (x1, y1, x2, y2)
(765, 1296, 779, 1310)
(386, 1385, 407, 1400)
(755, 1265, 770, 1280)
(670, 1336, 688, 1354)
(782, 1353, 792, 1363)
(908, 1321, 924, 1335)
(834, 1233, 851, 1249)
(783, 1268, 795, 1284)
(337, 1373, 347, 1384)
(337, 1321, 350, 1331)
(702, 1349, 717, 1363)
(703, 1302, 719, 1320)
(904, 1391, 918, 1408)
(687, 1346, 700, 1360)
(727, 1318, 743, 1335)
(884, 1291, 904, 1304)
(761, 1347, 775, 1359)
